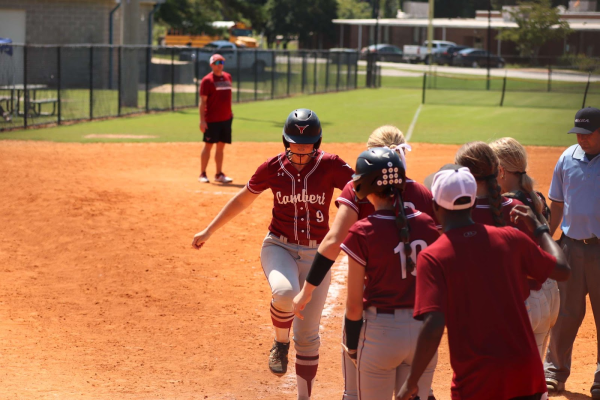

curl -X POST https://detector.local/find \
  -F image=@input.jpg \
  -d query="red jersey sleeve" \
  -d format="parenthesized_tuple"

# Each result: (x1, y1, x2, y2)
(513, 230, 557, 284)
(246, 161, 270, 194)
(200, 75, 214, 97)
(340, 224, 368, 267)
(335, 181, 359, 214)
(414, 251, 447, 320)
(330, 155, 354, 190)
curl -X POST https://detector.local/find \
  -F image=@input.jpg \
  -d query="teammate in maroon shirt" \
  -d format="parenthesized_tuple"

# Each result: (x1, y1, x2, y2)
(192, 109, 353, 400)
(198, 54, 234, 184)
(341, 147, 440, 400)
(291, 125, 438, 400)
(396, 167, 570, 400)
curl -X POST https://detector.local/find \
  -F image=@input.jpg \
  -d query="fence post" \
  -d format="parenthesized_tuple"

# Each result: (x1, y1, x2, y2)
(237, 50, 241, 103)
(336, 52, 341, 91)
(582, 72, 592, 109)
(89, 46, 94, 120)
(271, 51, 276, 99)
(500, 74, 507, 107)
(23, 45, 28, 128)
(354, 51, 358, 89)
(301, 51, 306, 93)
(57, 46, 62, 125)
(171, 47, 175, 110)
(547, 65, 552, 92)
(254, 49, 258, 101)
(313, 52, 318, 93)
(421, 73, 427, 104)
(118, 46, 122, 116)
(146, 47, 151, 112)
(325, 53, 330, 92)
(287, 51, 291, 96)
(346, 53, 351, 90)
(194, 49, 199, 107)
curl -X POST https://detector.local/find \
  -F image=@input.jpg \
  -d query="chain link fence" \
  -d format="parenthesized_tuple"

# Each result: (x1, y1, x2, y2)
(0, 45, 359, 131)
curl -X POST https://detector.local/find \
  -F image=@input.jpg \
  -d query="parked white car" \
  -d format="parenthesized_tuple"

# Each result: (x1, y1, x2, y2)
(403, 40, 457, 64)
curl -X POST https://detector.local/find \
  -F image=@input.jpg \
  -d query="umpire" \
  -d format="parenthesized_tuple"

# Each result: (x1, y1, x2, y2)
(545, 107, 600, 398)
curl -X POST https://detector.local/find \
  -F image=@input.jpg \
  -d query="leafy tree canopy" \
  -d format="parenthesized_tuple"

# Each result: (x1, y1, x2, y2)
(266, 0, 338, 46)
(337, 0, 371, 19)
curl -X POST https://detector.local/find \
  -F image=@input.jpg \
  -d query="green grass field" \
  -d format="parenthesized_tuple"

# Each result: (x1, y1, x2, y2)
(0, 88, 580, 147)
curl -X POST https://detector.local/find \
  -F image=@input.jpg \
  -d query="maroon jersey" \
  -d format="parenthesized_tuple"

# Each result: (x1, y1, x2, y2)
(340, 209, 439, 310)
(247, 150, 353, 243)
(414, 223, 555, 400)
(200, 72, 232, 123)
(335, 178, 440, 228)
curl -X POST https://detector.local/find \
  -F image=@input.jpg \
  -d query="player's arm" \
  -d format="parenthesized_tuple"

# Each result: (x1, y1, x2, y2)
(398, 311, 445, 400)
(292, 204, 358, 318)
(192, 186, 259, 249)
(199, 95, 208, 132)
(510, 204, 570, 281)
(549, 200, 564, 237)
(343, 257, 366, 366)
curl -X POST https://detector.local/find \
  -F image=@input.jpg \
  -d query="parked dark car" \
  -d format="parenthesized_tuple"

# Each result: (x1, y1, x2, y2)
(359, 44, 403, 62)
(434, 45, 469, 65)
(453, 48, 505, 68)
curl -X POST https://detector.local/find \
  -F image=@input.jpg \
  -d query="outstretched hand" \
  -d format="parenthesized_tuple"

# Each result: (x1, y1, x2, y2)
(192, 229, 211, 250)
(509, 204, 542, 233)
(292, 287, 313, 320)
(396, 380, 419, 400)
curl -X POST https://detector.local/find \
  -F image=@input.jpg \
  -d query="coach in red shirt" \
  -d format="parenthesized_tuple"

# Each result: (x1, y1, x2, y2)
(397, 167, 570, 400)
(198, 54, 234, 184)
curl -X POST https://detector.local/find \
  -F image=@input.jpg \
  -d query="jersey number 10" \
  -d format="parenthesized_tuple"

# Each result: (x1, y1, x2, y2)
(394, 239, 428, 279)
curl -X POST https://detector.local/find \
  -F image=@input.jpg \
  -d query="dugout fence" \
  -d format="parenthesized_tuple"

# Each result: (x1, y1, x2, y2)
(0, 44, 359, 131)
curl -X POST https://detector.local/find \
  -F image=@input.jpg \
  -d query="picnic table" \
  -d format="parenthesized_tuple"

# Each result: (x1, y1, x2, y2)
(0, 84, 57, 118)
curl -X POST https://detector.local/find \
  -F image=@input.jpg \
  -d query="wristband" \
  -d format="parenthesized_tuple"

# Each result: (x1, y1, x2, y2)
(344, 316, 364, 351)
(534, 224, 550, 238)
(305, 252, 335, 287)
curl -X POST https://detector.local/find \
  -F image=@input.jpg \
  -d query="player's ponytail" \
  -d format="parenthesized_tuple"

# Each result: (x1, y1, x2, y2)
(490, 137, 544, 218)
(392, 187, 415, 274)
(455, 141, 505, 227)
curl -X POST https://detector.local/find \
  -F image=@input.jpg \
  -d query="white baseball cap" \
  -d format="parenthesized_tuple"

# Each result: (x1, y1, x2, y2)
(431, 167, 477, 211)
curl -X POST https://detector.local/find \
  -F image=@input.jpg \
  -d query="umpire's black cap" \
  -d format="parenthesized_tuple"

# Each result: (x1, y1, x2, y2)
(569, 107, 600, 135)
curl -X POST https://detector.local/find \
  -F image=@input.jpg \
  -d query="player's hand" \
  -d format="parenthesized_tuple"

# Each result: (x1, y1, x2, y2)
(510, 204, 542, 233)
(200, 120, 208, 133)
(396, 380, 419, 400)
(292, 288, 313, 320)
(192, 229, 211, 249)
(341, 343, 358, 368)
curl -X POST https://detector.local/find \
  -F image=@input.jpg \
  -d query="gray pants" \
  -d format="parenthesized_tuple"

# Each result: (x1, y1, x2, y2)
(260, 232, 331, 354)
(545, 236, 600, 384)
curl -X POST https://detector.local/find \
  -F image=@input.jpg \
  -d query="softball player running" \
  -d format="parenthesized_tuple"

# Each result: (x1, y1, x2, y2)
(192, 109, 353, 400)
(341, 147, 439, 400)
(490, 137, 559, 359)
(292, 126, 438, 400)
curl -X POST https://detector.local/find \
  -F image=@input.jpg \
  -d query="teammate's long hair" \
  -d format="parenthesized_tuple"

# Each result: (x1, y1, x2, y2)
(455, 141, 505, 227)
(373, 182, 415, 274)
(489, 137, 544, 217)
(367, 125, 405, 149)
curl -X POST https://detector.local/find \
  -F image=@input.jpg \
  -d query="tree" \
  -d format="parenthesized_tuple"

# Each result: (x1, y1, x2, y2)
(496, 0, 573, 60)
(382, 0, 399, 17)
(266, 0, 338, 48)
(154, 0, 222, 35)
(337, 0, 371, 19)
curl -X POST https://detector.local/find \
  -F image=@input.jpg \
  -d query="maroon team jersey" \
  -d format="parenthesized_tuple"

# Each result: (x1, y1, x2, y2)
(471, 196, 525, 229)
(200, 72, 232, 123)
(335, 179, 440, 228)
(340, 209, 440, 310)
(247, 150, 353, 244)
(414, 223, 556, 400)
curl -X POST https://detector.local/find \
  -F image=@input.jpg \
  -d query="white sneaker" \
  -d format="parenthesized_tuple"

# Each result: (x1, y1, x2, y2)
(215, 173, 233, 183)
(198, 173, 210, 183)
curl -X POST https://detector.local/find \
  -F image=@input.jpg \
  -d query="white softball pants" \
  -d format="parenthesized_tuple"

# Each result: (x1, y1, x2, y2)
(260, 232, 332, 354)
(357, 307, 438, 400)
(526, 278, 560, 360)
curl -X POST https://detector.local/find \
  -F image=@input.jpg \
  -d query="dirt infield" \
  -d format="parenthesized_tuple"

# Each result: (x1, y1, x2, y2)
(0, 141, 596, 400)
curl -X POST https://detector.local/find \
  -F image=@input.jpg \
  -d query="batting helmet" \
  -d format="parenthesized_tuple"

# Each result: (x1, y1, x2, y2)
(352, 147, 406, 200)
(282, 108, 322, 164)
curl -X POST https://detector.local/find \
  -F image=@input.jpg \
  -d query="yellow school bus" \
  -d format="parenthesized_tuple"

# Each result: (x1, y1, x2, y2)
(164, 21, 257, 48)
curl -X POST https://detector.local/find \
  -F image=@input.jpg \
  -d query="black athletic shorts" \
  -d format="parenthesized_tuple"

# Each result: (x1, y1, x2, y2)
(203, 117, 233, 144)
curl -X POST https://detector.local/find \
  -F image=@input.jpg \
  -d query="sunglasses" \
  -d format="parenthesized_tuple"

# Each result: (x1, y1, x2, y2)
(213, 60, 224, 65)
